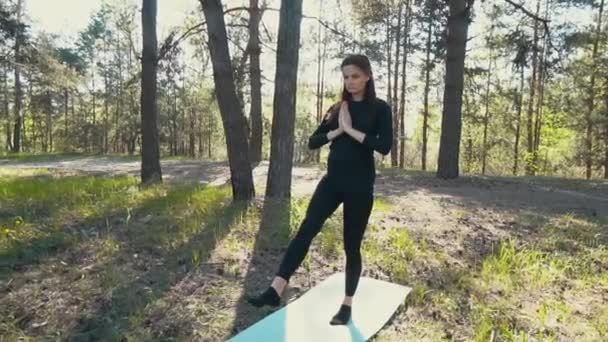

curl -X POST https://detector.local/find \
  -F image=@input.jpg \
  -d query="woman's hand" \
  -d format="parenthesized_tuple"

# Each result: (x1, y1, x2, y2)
(339, 101, 352, 133)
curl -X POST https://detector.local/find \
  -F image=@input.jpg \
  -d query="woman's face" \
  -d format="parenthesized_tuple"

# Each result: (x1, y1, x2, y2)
(342, 64, 370, 96)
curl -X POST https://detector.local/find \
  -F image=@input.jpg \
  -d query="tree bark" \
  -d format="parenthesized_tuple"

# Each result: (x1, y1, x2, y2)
(2, 62, 10, 151)
(513, 66, 524, 175)
(482, 37, 493, 175)
(140, 0, 163, 185)
(265, 0, 303, 199)
(584, 0, 604, 179)
(604, 76, 608, 179)
(386, 11, 392, 106)
(422, 17, 432, 171)
(391, 3, 403, 167)
(436, 0, 470, 179)
(201, 0, 255, 201)
(12, 0, 23, 153)
(525, 0, 541, 176)
(248, 0, 264, 164)
(399, 0, 411, 169)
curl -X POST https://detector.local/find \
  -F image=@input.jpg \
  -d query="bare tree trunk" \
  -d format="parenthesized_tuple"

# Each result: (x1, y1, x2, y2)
(513, 66, 524, 175)
(104, 74, 110, 154)
(584, 0, 604, 179)
(189, 108, 196, 157)
(12, 0, 23, 152)
(64, 88, 69, 144)
(141, 0, 162, 185)
(422, 18, 432, 171)
(172, 87, 178, 155)
(391, 3, 403, 167)
(2, 62, 10, 151)
(386, 11, 392, 105)
(525, 0, 541, 176)
(248, 0, 264, 164)
(533, 1, 550, 174)
(436, 0, 470, 179)
(266, 0, 303, 199)
(482, 39, 493, 175)
(46, 91, 53, 152)
(399, 0, 411, 169)
(604, 76, 608, 179)
(201, 0, 255, 201)
(314, 0, 324, 164)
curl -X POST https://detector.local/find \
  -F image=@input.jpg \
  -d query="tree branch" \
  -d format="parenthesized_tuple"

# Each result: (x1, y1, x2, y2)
(157, 6, 251, 61)
(504, 0, 550, 35)
(263, 6, 365, 48)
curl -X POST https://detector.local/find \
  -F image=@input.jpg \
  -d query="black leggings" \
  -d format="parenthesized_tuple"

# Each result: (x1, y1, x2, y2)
(276, 175, 374, 296)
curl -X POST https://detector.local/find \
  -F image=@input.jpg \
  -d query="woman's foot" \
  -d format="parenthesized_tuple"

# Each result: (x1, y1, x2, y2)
(246, 286, 282, 307)
(329, 304, 352, 325)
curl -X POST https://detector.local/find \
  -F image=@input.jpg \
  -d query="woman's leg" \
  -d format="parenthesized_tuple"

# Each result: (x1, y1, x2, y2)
(276, 176, 342, 283)
(342, 191, 373, 297)
(330, 190, 373, 325)
(248, 176, 342, 307)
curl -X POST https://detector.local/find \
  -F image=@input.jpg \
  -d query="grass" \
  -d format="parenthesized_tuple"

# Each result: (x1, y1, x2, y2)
(1, 162, 607, 341)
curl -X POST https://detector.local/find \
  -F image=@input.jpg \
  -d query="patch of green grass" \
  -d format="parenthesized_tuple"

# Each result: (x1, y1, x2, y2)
(318, 218, 343, 258)
(0, 152, 84, 163)
(479, 240, 569, 292)
(373, 197, 395, 213)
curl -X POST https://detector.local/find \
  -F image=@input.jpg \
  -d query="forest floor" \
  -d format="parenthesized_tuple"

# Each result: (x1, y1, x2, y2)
(1, 154, 607, 341)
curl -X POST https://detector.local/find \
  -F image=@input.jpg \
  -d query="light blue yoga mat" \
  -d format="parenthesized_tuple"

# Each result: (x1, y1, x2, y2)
(229, 272, 411, 342)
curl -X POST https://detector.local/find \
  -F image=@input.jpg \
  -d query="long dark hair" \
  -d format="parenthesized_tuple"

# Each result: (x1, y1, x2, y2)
(324, 54, 377, 123)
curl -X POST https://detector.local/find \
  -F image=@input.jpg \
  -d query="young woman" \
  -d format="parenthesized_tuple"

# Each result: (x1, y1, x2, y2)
(247, 54, 393, 325)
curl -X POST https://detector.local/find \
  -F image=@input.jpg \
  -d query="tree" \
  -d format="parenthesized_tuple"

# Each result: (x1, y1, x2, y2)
(201, 0, 255, 201)
(436, 0, 471, 179)
(140, 0, 162, 185)
(12, 0, 24, 152)
(247, 0, 263, 164)
(418, 0, 447, 171)
(265, 0, 304, 199)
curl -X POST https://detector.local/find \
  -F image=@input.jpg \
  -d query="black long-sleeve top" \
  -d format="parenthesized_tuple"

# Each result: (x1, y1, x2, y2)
(308, 98, 393, 192)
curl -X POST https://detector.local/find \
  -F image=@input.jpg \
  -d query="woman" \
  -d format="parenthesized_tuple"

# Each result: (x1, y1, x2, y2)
(247, 54, 393, 326)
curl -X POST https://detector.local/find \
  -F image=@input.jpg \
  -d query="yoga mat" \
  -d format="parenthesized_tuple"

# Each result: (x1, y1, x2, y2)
(229, 272, 411, 342)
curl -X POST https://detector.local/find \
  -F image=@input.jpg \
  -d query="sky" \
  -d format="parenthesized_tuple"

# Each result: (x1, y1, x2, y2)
(25, 0, 198, 43)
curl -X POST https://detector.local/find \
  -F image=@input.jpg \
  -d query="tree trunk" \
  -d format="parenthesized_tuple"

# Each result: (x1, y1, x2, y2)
(12, 0, 23, 153)
(248, 0, 264, 164)
(533, 1, 550, 173)
(265, 0, 303, 199)
(386, 12, 392, 105)
(140, 0, 163, 185)
(314, 0, 324, 164)
(172, 88, 178, 155)
(64, 88, 69, 141)
(513, 66, 524, 175)
(47, 91, 53, 152)
(2, 62, 10, 151)
(436, 0, 470, 179)
(482, 40, 493, 175)
(584, 0, 604, 179)
(201, 0, 255, 201)
(525, 0, 541, 176)
(604, 76, 608, 178)
(189, 108, 196, 157)
(399, 0, 411, 169)
(422, 18, 432, 171)
(391, 3, 403, 167)
(104, 74, 110, 154)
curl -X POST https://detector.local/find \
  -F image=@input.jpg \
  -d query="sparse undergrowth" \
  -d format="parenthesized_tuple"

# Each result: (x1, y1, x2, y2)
(1, 166, 606, 341)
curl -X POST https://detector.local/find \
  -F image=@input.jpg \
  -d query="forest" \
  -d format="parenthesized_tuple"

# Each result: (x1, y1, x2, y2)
(1, 0, 607, 341)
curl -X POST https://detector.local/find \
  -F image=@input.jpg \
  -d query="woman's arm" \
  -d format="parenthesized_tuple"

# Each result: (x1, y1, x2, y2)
(308, 105, 343, 149)
(343, 103, 393, 155)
